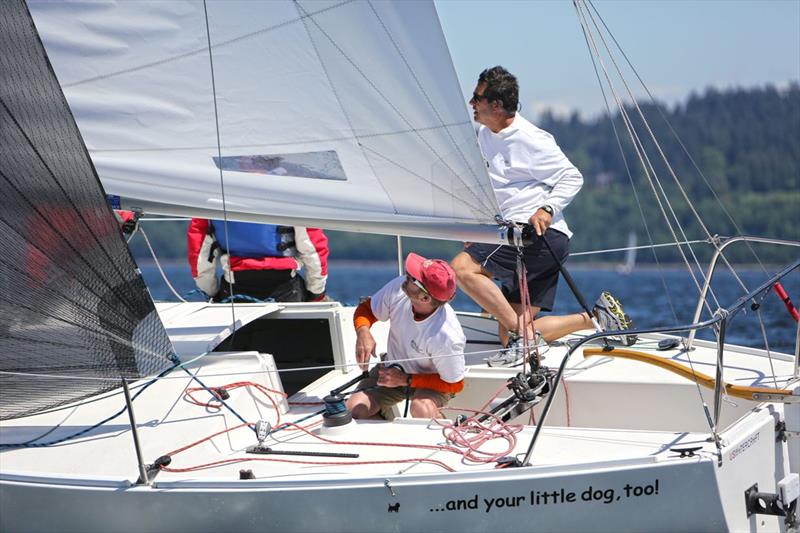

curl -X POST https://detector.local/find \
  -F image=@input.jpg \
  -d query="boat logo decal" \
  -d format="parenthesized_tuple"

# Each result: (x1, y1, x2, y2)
(728, 432, 760, 461)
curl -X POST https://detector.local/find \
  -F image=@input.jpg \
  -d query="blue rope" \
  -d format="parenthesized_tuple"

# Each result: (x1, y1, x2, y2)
(182, 288, 212, 301)
(0, 362, 180, 449)
(268, 408, 326, 437)
(218, 293, 274, 304)
(324, 398, 347, 415)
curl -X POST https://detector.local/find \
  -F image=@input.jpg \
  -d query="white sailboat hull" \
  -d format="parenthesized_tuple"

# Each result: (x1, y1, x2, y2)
(1, 304, 795, 532)
(0, 419, 783, 532)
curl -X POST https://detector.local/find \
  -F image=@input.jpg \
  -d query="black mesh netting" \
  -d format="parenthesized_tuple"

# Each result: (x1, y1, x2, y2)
(0, 0, 175, 420)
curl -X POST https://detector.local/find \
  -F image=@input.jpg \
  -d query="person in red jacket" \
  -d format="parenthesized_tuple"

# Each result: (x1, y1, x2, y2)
(187, 219, 329, 303)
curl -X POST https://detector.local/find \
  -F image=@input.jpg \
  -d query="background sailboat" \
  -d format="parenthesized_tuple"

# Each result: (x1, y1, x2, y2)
(616, 231, 637, 274)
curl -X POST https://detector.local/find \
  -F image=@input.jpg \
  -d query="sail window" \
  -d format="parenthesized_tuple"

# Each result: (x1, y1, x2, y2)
(213, 152, 346, 181)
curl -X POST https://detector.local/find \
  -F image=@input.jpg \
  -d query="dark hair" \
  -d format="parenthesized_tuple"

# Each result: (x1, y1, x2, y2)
(478, 66, 519, 115)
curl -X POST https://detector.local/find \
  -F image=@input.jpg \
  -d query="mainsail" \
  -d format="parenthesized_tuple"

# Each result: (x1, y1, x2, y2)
(0, 0, 174, 420)
(29, 0, 504, 243)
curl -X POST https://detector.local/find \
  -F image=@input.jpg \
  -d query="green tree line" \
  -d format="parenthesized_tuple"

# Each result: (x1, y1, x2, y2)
(542, 84, 799, 264)
(130, 84, 799, 265)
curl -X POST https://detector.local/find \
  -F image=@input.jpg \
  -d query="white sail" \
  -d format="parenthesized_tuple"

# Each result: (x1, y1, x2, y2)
(29, 0, 503, 242)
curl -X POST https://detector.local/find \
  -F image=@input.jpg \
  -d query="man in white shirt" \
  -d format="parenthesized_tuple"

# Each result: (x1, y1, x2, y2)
(452, 66, 635, 362)
(347, 253, 466, 419)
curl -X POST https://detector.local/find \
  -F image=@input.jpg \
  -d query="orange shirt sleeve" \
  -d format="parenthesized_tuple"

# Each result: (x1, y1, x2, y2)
(353, 298, 378, 331)
(410, 374, 464, 394)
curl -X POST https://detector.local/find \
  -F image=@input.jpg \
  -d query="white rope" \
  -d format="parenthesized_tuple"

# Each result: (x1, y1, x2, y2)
(138, 226, 187, 302)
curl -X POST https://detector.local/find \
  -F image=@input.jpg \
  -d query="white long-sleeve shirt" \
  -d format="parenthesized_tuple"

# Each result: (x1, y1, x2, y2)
(478, 115, 583, 238)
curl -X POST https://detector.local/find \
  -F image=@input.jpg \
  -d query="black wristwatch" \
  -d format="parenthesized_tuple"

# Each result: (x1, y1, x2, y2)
(540, 204, 554, 216)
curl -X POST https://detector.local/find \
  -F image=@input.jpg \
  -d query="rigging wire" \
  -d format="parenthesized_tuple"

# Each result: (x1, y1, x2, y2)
(574, 1, 722, 320)
(571, 2, 680, 324)
(201, 0, 237, 344)
(582, 0, 781, 367)
(584, 0, 771, 278)
(570, 239, 709, 257)
(573, 0, 717, 434)
(0, 362, 180, 449)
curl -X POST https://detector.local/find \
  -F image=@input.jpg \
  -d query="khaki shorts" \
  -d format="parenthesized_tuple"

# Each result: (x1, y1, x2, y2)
(358, 365, 455, 416)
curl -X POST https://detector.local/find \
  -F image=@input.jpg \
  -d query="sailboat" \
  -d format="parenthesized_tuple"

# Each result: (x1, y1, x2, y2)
(616, 231, 636, 275)
(2, 1, 798, 532)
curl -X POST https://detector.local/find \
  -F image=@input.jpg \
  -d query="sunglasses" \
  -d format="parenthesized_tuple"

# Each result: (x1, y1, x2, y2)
(405, 274, 430, 297)
(471, 92, 490, 102)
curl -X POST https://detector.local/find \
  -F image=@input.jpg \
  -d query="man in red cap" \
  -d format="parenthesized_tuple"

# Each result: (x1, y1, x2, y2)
(346, 253, 466, 419)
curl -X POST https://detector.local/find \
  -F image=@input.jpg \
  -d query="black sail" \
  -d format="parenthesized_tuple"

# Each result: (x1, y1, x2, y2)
(0, 0, 175, 420)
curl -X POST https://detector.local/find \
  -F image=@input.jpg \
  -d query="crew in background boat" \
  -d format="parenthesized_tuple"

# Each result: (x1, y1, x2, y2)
(452, 66, 635, 365)
(187, 219, 328, 303)
(347, 253, 466, 419)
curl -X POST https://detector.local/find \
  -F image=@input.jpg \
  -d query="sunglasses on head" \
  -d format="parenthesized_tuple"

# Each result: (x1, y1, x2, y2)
(405, 274, 430, 296)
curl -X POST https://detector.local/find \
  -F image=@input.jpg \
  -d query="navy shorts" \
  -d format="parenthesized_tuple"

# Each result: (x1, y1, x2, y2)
(465, 228, 569, 311)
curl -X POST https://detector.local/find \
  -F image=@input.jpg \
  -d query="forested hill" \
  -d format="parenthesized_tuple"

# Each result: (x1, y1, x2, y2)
(537, 83, 799, 263)
(131, 85, 799, 264)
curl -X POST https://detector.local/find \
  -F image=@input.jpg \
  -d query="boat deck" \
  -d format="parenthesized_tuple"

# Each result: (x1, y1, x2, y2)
(1, 331, 793, 484)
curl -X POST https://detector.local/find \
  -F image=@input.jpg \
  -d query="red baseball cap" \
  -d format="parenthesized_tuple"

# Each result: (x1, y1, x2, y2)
(405, 252, 457, 302)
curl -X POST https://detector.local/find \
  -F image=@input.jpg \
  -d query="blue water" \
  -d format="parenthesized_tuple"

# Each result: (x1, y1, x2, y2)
(139, 259, 799, 354)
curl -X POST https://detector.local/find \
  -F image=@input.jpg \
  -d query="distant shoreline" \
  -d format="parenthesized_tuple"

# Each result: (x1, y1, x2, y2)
(326, 260, 789, 272)
(133, 256, 791, 273)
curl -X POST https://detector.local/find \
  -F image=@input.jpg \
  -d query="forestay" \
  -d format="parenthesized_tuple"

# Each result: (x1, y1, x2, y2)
(29, 0, 504, 242)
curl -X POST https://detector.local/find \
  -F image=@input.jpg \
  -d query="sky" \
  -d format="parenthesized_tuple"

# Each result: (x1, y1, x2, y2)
(436, 0, 800, 119)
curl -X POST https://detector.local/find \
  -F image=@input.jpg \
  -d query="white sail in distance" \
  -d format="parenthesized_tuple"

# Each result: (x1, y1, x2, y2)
(29, 0, 505, 243)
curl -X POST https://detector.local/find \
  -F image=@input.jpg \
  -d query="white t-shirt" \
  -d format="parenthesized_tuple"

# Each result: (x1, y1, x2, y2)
(478, 114, 583, 238)
(370, 276, 466, 383)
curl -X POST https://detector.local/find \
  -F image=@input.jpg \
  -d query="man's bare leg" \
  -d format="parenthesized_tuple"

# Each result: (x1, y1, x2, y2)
(346, 391, 382, 420)
(510, 302, 593, 342)
(452, 251, 522, 343)
(409, 389, 448, 419)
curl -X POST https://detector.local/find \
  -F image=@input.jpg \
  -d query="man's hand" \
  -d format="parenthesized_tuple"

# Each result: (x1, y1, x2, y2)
(377, 366, 408, 388)
(528, 208, 552, 237)
(355, 327, 376, 371)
